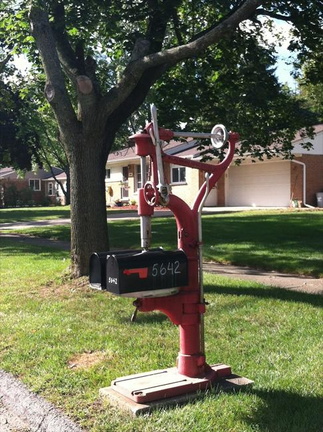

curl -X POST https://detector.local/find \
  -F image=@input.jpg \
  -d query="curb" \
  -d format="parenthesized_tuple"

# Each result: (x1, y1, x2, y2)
(0, 370, 84, 432)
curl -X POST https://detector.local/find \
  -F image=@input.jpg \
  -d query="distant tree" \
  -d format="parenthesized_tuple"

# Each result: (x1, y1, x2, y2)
(24, 98, 71, 204)
(0, 78, 40, 170)
(296, 37, 323, 122)
(298, 79, 323, 123)
(0, 55, 71, 201)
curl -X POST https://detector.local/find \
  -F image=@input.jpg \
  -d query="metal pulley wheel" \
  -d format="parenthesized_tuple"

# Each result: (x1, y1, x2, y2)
(210, 124, 228, 149)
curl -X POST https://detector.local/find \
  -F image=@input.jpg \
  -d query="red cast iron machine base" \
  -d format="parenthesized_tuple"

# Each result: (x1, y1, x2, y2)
(108, 125, 242, 404)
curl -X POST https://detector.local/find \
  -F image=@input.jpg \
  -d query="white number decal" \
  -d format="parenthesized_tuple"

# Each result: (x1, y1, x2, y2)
(160, 263, 167, 275)
(174, 261, 180, 274)
(151, 261, 181, 277)
(152, 263, 158, 277)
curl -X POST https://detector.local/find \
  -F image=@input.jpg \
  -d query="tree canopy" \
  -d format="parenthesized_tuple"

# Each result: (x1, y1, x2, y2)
(1, 0, 322, 276)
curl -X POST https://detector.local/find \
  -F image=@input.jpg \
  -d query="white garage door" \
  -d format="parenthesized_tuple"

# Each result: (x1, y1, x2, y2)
(227, 161, 291, 207)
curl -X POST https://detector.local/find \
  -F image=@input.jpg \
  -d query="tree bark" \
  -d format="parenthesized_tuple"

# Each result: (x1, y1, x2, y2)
(69, 136, 109, 277)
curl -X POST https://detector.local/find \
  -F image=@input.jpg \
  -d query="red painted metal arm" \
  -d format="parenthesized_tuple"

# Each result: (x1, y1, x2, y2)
(192, 134, 238, 212)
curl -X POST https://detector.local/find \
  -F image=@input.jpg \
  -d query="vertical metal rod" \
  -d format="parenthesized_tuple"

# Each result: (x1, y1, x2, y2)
(150, 104, 165, 191)
(140, 155, 151, 249)
(197, 173, 210, 354)
(141, 156, 147, 185)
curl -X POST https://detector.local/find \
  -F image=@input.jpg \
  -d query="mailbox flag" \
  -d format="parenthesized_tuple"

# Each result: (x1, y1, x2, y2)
(123, 268, 149, 279)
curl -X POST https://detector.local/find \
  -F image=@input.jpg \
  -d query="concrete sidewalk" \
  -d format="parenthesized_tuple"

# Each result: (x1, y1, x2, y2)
(0, 208, 171, 230)
(203, 262, 323, 295)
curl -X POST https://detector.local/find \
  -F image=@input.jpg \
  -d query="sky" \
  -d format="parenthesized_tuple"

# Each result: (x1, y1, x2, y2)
(262, 19, 298, 89)
(276, 59, 297, 88)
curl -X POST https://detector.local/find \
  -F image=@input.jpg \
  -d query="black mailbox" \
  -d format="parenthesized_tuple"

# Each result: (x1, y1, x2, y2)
(106, 249, 188, 298)
(89, 250, 141, 290)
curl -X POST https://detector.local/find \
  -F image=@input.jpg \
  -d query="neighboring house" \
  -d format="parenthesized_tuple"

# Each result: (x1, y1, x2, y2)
(42, 170, 68, 205)
(105, 140, 203, 207)
(226, 124, 323, 208)
(0, 166, 67, 207)
(105, 124, 323, 208)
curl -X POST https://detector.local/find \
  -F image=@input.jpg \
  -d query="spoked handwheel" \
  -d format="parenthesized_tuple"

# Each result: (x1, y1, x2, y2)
(143, 181, 159, 206)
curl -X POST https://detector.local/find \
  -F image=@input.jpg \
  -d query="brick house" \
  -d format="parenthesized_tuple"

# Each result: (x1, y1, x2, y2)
(0, 167, 66, 207)
(105, 124, 323, 208)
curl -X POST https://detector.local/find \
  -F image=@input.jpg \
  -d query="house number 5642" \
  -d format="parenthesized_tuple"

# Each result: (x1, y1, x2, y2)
(151, 261, 181, 277)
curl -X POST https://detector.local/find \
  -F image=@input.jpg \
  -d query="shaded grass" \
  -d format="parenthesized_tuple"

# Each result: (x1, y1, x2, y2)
(111, 209, 323, 276)
(2, 225, 72, 242)
(0, 206, 71, 223)
(0, 238, 322, 431)
(3, 209, 323, 276)
(202, 209, 323, 277)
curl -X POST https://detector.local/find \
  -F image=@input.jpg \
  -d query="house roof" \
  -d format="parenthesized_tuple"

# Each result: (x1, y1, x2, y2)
(106, 123, 323, 166)
(0, 167, 18, 178)
(107, 145, 137, 163)
(292, 124, 323, 143)
(42, 167, 64, 179)
(162, 139, 199, 156)
(107, 139, 201, 164)
(43, 170, 67, 181)
(0, 166, 65, 181)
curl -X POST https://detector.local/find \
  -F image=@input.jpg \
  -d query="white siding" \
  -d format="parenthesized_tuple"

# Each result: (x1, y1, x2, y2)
(204, 186, 218, 206)
(227, 161, 291, 207)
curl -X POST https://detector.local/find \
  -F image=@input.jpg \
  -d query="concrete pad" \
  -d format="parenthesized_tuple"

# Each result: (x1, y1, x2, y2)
(99, 373, 253, 416)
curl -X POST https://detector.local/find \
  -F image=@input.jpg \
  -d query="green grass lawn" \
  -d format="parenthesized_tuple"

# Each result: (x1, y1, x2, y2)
(0, 206, 71, 223)
(5, 208, 323, 276)
(0, 237, 322, 431)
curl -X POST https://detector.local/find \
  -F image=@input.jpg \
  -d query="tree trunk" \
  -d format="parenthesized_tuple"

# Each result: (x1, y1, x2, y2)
(69, 138, 109, 277)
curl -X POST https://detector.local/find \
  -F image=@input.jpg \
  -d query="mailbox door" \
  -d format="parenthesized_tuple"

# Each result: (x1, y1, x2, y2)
(89, 250, 141, 290)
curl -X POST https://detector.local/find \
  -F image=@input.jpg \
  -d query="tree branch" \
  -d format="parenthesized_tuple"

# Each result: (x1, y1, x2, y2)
(29, 2, 80, 146)
(50, 2, 99, 121)
(102, 0, 263, 118)
(0, 54, 11, 73)
(51, 2, 84, 79)
(171, 9, 185, 45)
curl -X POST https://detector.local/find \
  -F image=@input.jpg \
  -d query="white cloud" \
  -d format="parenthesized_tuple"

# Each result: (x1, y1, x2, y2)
(244, 17, 298, 88)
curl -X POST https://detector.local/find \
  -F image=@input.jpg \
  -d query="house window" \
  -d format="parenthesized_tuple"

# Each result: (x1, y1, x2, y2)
(171, 166, 186, 184)
(121, 166, 129, 198)
(122, 166, 129, 182)
(135, 164, 149, 191)
(106, 169, 111, 179)
(136, 165, 142, 190)
(29, 179, 40, 191)
(48, 182, 54, 196)
(54, 183, 60, 197)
